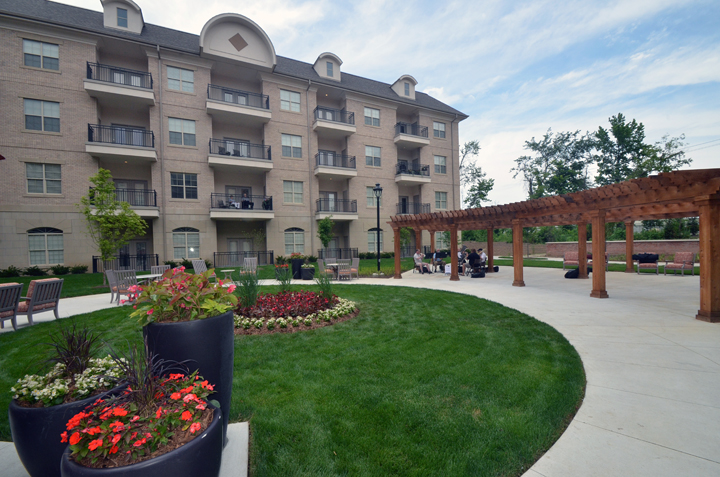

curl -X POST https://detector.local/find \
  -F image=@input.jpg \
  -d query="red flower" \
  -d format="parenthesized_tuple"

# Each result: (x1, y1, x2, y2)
(69, 432, 81, 445)
(109, 445, 119, 454)
(112, 407, 128, 417)
(183, 393, 197, 403)
(84, 426, 102, 436)
(189, 422, 202, 434)
(60, 431, 68, 443)
(88, 438, 103, 451)
(111, 433, 122, 444)
(156, 406, 163, 419)
(181, 410, 192, 421)
(133, 438, 147, 447)
(170, 392, 182, 400)
(131, 416, 140, 422)
(109, 420, 124, 432)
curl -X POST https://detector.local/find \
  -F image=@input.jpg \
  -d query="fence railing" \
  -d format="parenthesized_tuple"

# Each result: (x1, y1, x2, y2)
(209, 139, 271, 160)
(316, 199, 357, 213)
(92, 254, 159, 273)
(207, 84, 269, 109)
(213, 251, 274, 267)
(317, 248, 359, 259)
(86, 62, 153, 89)
(314, 106, 355, 125)
(395, 162, 430, 176)
(88, 124, 155, 148)
(211, 193, 273, 210)
(89, 188, 157, 207)
(315, 152, 355, 169)
(396, 202, 430, 215)
(395, 122, 428, 138)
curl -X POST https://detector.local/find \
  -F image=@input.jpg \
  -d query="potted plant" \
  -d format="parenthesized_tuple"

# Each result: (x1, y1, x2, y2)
(60, 344, 223, 476)
(289, 253, 305, 279)
(129, 267, 237, 445)
(301, 263, 315, 280)
(274, 263, 290, 280)
(8, 324, 124, 477)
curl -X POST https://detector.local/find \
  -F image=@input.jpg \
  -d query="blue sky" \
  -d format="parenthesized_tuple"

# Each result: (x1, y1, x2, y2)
(63, 0, 720, 204)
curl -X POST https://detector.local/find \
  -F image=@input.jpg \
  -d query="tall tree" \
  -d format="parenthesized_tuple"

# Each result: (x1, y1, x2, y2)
(459, 140, 494, 208)
(316, 216, 335, 258)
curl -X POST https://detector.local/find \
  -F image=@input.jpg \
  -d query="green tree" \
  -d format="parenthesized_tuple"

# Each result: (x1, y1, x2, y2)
(317, 216, 335, 257)
(399, 227, 413, 249)
(459, 140, 494, 208)
(78, 169, 147, 264)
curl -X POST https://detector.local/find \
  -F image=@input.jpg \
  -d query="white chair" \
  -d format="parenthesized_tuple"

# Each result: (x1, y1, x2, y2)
(240, 257, 258, 276)
(191, 259, 217, 283)
(337, 261, 352, 280)
(151, 265, 171, 275)
(350, 257, 360, 280)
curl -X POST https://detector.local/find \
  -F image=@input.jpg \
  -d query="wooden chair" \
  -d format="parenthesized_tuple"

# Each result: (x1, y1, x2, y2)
(151, 265, 171, 275)
(0, 283, 23, 331)
(191, 259, 217, 283)
(114, 270, 138, 304)
(350, 257, 360, 279)
(664, 252, 696, 276)
(16, 278, 63, 326)
(635, 252, 659, 275)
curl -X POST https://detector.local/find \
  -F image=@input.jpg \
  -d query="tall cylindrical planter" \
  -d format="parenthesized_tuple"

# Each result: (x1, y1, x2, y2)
(9, 384, 126, 477)
(291, 259, 303, 279)
(60, 404, 222, 477)
(143, 311, 234, 446)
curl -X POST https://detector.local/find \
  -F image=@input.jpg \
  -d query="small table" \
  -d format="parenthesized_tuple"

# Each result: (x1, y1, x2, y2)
(138, 273, 163, 284)
(220, 269, 235, 282)
(325, 263, 339, 279)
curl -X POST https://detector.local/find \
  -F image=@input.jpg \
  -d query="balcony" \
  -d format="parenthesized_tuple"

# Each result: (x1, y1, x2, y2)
(396, 202, 430, 215)
(394, 122, 430, 148)
(89, 188, 159, 218)
(208, 139, 272, 172)
(86, 124, 157, 162)
(312, 107, 356, 138)
(206, 85, 271, 126)
(84, 62, 155, 107)
(395, 162, 431, 185)
(315, 199, 358, 221)
(209, 193, 274, 221)
(314, 152, 357, 179)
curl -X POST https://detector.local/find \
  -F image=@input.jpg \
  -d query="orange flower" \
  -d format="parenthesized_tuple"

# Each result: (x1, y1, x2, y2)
(69, 432, 81, 445)
(155, 406, 163, 419)
(108, 420, 124, 432)
(133, 438, 147, 447)
(169, 373, 185, 380)
(111, 433, 122, 444)
(189, 422, 202, 434)
(60, 431, 68, 443)
(84, 426, 102, 436)
(88, 438, 103, 451)
(109, 445, 119, 454)
(183, 393, 197, 403)
(112, 407, 128, 417)
(170, 392, 181, 400)
(181, 410, 192, 421)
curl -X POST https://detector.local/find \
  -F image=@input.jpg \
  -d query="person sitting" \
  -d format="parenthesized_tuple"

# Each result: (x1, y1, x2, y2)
(432, 249, 445, 272)
(479, 248, 488, 270)
(467, 249, 481, 271)
(413, 249, 432, 274)
(241, 193, 254, 209)
(228, 196, 240, 208)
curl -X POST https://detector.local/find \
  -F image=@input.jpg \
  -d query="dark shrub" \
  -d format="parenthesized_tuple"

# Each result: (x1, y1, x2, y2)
(0, 265, 22, 278)
(70, 265, 88, 274)
(50, 265, 70, 275)
(24, 266, 48, 276)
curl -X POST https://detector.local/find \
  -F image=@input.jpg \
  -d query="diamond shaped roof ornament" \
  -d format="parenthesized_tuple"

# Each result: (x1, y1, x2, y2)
(228, 33, 248, 52)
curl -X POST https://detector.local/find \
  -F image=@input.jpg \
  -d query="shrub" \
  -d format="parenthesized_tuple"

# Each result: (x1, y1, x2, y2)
(70, 265, 88, 274)
(163, 260, 178, 268)
(237, 270, 260, 308)
(180, 258, 194, 269)
(0, 265, 22, 278)
(275, 255, 287, 265)
(276, 267, 293, 293)
(315, 271, 333, 301)
(306, 255, 318, 263)
(50, 265, 70, 275)
(381, 252, 394, 259)
(23, 266, 48, 276)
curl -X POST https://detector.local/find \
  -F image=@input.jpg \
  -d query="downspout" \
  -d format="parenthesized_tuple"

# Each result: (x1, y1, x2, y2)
(157, 45, 168, 262)
(306, 79, 315, 257)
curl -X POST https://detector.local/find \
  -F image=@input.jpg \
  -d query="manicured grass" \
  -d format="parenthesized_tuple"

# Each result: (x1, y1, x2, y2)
(226, 257, 416, 281)
(493, 259, 700, 275)
(0, 273, 108, 298)
(0, 286, 585, 476)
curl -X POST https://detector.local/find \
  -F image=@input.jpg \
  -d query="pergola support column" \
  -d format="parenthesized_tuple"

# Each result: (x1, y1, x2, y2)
(486, 227, 494, 272)
(393, 227, 402, 279)
(625, 221, 634, 273)
(695, 194, 720, 322)
(430, 231, 436, 254)
(449, 224, 459, 281)
(512, 219, 525, 287)
(590, 210, 609, 298)
(578, 222, 588, 279)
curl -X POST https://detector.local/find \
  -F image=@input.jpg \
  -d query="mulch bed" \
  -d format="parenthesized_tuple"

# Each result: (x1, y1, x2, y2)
(234, 308, 359, 336)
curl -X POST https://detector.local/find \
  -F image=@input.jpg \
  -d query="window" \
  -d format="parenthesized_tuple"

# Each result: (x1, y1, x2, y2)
(435, 191, 447, 210)
(283, 181, 303, 204)
(365, 146, 381, 167)
(281, 134, 302, 158)
(435, 232, 449, 250)
(24, 99, 59, 132)
(434, 155, 447, 174)
(326, 61, 333, 77)
(366, 186, 381, 207)
(28, 227, 63, 265)
(433, 121, 446, 138)
(170, 173, 198, 199)
(117, 8, 128, 27)
(167, 66, 194, 93)
(23, 39, 58, 70)
(368, 228, 383, 253)
(26, 163, 61, 194)
(284, 228, 305, 254)
(280, 90, 301, 112)
(172, 227, 200, 259)
(364, 107, 380, 127)
(404, 82, 410, 96)
(169, 118, 196, 146)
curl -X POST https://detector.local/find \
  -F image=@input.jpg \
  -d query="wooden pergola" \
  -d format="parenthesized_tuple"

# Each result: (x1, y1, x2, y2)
(390, 168, 720, 322)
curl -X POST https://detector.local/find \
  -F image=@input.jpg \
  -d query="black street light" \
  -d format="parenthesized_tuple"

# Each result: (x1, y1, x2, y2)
(373, 183, 383, 273)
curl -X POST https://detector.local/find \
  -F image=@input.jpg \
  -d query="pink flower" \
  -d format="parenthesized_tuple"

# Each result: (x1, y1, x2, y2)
(120, 299, 126, 304)
(189, 422, 202, 434)
(147, 309, 154, 315)
(227, 285, 236, 293)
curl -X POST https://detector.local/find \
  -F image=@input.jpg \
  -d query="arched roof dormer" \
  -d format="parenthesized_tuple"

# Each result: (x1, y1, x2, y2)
(392, 74, 418, 100)
(199, 13, 276, 72)
(313, 52, 342, 81)
(101, 0, 144, 34)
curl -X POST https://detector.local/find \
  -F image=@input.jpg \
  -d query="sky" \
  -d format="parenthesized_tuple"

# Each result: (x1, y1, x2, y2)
(61, 0, 720, 205)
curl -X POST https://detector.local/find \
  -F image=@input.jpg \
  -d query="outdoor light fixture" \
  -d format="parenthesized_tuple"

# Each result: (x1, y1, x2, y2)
(373, 183, 383, 273)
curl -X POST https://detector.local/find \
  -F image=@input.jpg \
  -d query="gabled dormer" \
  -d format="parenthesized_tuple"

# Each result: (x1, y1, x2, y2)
(313, 52, 342, 82)
(101, 0, 144, 34)
(392, 74, 417, 100)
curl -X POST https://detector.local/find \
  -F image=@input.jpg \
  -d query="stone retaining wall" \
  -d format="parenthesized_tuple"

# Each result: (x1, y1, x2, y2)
(546, 239, 699, 258)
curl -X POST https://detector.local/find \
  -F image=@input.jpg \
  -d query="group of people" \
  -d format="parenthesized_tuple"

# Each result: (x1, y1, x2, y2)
(228, 193, 254, 209)
(413, 247, 488, 275)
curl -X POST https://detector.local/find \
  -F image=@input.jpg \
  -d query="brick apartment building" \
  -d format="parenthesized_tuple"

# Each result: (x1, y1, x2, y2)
(0, 0, 466, 271)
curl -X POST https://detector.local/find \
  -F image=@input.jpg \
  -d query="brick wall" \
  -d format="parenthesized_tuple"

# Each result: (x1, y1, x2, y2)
(546, 240, 699, 258)
(462, 241, 547, 257)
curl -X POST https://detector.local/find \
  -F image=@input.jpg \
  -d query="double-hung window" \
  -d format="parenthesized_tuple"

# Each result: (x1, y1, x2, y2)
(281, 134, 302, 158)
(435, 191, 448, 210)
(434, 155, 447, 174)
(283, 181, 303, 204)
(28, 227, 64, 265)
(117, 8, 128, 28)
(365, 146, 381, 167)
(170, 173, 198, 199)
(364, 107, 380, 127)
(26, 163, 61, 194)
(167, 66, 194, 93)
(366, 186, 381, 207)
(23, 39, 59, 70)
(284, 228, 305, 254)
(404, 82, 410, 96)
(280, 90, 301, 112)
(24, 99, 59, 132)
(173, 227, 200, 259)
(433, 121, 446, 138)
(169, 118, 195, 146)
(326, 62, 333, 77)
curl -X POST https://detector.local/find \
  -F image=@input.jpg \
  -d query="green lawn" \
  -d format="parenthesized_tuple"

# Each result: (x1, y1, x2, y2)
(0, 285, 585, 476)
(493, 258, 700, 275)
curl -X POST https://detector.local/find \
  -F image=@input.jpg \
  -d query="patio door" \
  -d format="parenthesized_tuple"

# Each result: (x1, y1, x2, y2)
(224, 137, 249, 157)
(114, 180, 147, 206)
(228, 239, 252, 265)
(318, 149, 336, 167)
(400, 196, 409, 214)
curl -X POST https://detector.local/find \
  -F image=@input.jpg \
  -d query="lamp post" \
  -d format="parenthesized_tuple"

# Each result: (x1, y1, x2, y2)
(373, 183, 383, 273)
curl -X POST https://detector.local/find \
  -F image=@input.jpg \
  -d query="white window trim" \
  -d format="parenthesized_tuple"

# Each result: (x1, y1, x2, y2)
(170, 172, 198, 199)
(26, 162, 61, 194)
(167, 66, 194, 93)
(280, 89, 301, 112)
(28, 228, 64, 266)
(283, 180, 303, 204)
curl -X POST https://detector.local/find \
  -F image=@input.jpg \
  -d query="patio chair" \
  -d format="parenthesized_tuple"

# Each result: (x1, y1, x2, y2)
(635, 253, 659, 275)
(151, 265, 171, 275)
(239, 257, 258, 276)
(563, 251, 582, 271)
(0, 283, 23, 331)
(191, 259, 217, 283)
(114, 270, 138, 304)
(337, 261, 352, 280)
(350, 257, 360, 279)
(106, 269, 119, 303)
(664, 252, 696, 276)
(16, 278, 63, 326)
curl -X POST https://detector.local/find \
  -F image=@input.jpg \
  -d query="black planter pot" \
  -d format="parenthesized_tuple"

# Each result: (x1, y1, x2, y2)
(301, 268, 315, 280)
(9, 384, 126, 477)
(291, 259, 304, 279)
(60, 404, 222, 477)
(143, 311, 233, 446)
(275, 267, 289, 280)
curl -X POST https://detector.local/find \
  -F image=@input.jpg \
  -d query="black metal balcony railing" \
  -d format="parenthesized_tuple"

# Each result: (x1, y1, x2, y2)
(314, 107, 355, 125)
(214, 251, 274, 267)
(316, 199, 357, 214)
(211, 193, 273, 211)
(317, 248, 359, 260)
(207, 84, 270, 109)
(88, 124, 155, 148)
(395, 122, 429, 138)
(209, 139, 271, 160)
(92, 254, 159, 273)
(315, 152, 356, 169)
(86, 62, 153, 89)
(90, 188, 157, 207)
(395, 162, 430, 176)
(396, 202, 430, 215)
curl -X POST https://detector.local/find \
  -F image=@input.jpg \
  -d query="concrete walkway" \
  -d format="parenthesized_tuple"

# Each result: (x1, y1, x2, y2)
(2, 267, 719, 476)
